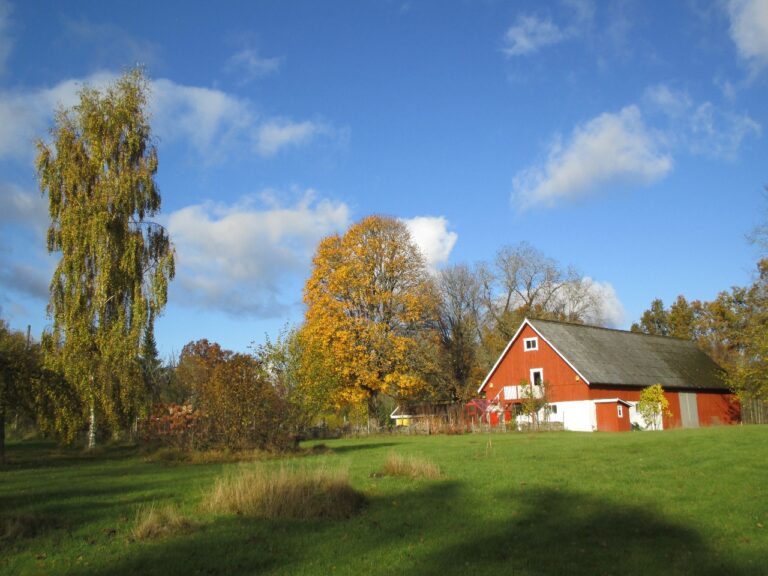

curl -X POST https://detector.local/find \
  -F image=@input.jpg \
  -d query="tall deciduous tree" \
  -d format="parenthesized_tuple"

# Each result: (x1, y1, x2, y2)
(631, 296, 695, 339)
(434, 264, 484, 403)
(36, 68, 175, 448)
(255, 326, 338, 434)
(727, 259, 768, 401)
(631, 298, 669, 336)
(303, 216, 437, 421)
(478, 242, 607, 361)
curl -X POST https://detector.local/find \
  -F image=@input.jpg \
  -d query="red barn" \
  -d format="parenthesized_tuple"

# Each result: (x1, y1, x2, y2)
(478, 319, 739, 431)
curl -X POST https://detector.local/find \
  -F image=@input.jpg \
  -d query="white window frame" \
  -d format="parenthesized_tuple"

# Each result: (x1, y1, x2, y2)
(523, 337, 538, 351)
(530, 368, 543, 387)
(617, 404, 624, 418)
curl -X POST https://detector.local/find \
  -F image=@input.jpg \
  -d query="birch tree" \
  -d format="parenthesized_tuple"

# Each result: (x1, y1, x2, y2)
(36, 68, 175, 448)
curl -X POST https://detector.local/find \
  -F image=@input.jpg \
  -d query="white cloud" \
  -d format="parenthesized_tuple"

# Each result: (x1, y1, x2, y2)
(582, 278, 626, 327)
(513, 106, 672, 208)
(0, 181, 49, 233)
(502, 1, 594, 57)
(165, 190, 350, 316)
(0, 73, 336, 163)
(644, 84, 693, 117)
(401, 216, 458, 270)
(150, 78, 256, 162)
(688, 102, 761, 158)
(0, 72, 117, 161)
(503, 15, 566, 56)
(726, 0, 768, 70)
(0, 183, 55, 301)
(226, 47, 282, 82)
(255, 120, 326, 157)
(644, 84, 761, 159)
(0, 0, 12, 74)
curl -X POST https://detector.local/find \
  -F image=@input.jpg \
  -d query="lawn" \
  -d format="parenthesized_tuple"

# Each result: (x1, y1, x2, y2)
(1, 427, 766, 575)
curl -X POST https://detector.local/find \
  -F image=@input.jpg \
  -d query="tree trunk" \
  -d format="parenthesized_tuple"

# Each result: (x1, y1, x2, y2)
(87, 397, 97, 450)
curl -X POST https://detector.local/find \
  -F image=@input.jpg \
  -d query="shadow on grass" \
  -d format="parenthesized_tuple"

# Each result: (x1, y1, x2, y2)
(1, 440, 141, 471)
(60, 482, 751, 576)
(327, 442, 398, 454)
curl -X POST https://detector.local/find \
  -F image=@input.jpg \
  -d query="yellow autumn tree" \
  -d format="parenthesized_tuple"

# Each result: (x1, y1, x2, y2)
(303, 216, 438, 421)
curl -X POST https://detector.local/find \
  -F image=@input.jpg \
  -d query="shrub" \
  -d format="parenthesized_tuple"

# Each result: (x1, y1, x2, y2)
(139, 403, 202, 449)
(204, 465, 365, 520)
(132, 503, 196, 540)
(638, 384, 672, 430)
(380, 452, 441, 479)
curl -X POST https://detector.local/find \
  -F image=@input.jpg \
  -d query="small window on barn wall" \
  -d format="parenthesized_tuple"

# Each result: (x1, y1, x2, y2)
(530, 368, 543, 387)
(617, 404, 624, 418)
(524, 337, 538, 351)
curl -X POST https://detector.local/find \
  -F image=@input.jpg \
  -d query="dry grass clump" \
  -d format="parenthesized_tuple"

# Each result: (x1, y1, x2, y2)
(1, 514, 59, 541)
(143, 447, 268, 465)
(381, 452, 441, 479)
(204, 465, 366, 520)
(132, 503, 197, 540)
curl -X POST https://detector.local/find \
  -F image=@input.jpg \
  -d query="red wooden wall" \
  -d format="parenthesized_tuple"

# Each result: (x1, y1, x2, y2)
(480, 322, 740, 428)
(481, 324, 590, 403)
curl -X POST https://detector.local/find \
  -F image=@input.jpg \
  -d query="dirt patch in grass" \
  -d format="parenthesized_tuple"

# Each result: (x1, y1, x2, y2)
(379, 452, 441, 479)
(132, 503, 197, 540)
(204, 465, 366, 520)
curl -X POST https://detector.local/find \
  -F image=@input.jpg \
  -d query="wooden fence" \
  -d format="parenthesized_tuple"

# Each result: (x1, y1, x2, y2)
(741, 397, 768, 424)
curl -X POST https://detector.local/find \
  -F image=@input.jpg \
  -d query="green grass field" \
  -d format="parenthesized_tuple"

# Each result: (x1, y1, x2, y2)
(1, 427, 766, 575)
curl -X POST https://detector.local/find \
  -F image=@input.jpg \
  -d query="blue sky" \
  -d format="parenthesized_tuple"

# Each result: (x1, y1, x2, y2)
(1, 0, 767, 358)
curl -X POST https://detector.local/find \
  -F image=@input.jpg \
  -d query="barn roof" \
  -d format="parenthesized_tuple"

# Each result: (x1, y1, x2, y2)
(529, 319, 727, 390)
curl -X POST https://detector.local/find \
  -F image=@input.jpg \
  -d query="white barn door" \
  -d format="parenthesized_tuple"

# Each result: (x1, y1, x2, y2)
(679, 392, 699, 428)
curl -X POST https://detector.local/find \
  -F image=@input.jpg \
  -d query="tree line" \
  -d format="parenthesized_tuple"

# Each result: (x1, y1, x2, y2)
(2, 69, 765, 457)
(631, 256, 768, 407)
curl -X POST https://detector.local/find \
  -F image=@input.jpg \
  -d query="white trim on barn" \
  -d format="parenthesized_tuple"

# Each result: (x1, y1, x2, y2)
(478, 319, 592, 394)
(523, 337, 538, 351)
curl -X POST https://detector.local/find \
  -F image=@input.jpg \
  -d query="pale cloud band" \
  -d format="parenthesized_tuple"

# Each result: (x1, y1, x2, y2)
(0, 73, 338, 163)
(225, 47, 283, 82)
(513, 88, 760, 209)
(166, 190, 350, 317)
(502, 0, 594, 57)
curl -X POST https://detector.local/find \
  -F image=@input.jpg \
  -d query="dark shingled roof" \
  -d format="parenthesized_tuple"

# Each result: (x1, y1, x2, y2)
(529, 319, 727, 390)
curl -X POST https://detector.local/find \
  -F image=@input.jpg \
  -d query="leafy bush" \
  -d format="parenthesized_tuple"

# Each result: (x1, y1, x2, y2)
(139, 403, 202, 449)
(638, 384, 672, 430)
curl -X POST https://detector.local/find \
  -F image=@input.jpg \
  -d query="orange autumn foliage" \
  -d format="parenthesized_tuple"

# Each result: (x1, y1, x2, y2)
(303, 216, 438, 408)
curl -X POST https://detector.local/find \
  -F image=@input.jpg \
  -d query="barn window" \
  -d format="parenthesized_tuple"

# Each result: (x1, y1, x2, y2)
(549, 404, 558, 415)
(530, 368, 543, 387)
(524, 337, 538, 351)
(617, 405, 624, 418)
